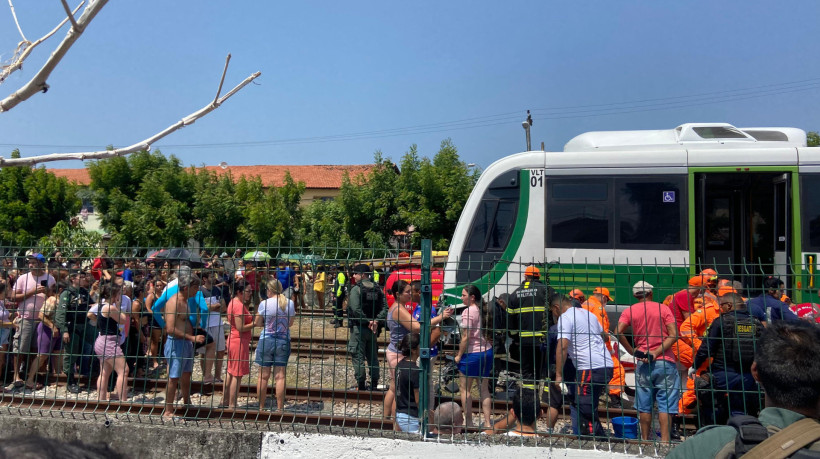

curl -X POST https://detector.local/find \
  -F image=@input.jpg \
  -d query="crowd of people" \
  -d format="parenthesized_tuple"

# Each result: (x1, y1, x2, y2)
(1, 248, 819, 449)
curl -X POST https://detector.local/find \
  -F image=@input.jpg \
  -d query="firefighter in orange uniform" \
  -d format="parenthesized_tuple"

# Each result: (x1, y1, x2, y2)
(678, 284, 736, 414)
(581, 287, 627, 408)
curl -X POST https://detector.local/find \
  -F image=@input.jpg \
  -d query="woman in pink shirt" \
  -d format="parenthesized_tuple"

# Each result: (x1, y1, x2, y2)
(454, 285, 493, 428)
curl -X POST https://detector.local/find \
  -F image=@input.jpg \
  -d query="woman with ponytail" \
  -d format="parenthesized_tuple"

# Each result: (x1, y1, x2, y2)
(455, 284, 493, 428)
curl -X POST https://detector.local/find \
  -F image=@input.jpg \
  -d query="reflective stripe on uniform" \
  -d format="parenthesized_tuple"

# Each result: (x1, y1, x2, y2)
(507, 306, 546, 314)
(521, 383, 536, 389)
(519, 331, 545, 338)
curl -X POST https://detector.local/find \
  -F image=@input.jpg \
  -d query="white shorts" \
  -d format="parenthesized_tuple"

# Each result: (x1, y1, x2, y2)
(196, 324, 227, 354)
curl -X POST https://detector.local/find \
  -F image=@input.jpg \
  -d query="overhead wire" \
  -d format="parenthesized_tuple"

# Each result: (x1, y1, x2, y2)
(2, 77, 819, 150)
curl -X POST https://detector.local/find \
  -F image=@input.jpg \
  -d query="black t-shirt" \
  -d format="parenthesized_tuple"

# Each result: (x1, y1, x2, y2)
(395, 359, 420, 418)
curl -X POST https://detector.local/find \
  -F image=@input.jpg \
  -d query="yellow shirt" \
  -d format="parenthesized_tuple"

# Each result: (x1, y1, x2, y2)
(313, 272, 325, 291)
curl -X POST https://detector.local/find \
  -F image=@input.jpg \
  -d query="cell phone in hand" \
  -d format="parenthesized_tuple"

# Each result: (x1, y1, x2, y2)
(633, 350, 648, 359)
(40, 280, 48, 288)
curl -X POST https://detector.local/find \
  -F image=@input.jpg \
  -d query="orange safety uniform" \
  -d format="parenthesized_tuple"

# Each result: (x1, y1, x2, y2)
(581, 296, 625, 396)
(677, 298, 721, 414)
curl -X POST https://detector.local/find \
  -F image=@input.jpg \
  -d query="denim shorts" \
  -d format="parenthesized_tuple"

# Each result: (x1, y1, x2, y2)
(165, 336, 194, 379)
(255, 336, 291, 367)
(395, 412, 420, 433)
(635, 359, 681, 414)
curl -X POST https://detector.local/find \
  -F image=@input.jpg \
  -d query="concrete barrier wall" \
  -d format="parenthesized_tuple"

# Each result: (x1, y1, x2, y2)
(0, 410, 662, 458)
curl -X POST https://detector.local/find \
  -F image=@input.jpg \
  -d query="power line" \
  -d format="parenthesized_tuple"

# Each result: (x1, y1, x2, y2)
(2, 78, 818, 150)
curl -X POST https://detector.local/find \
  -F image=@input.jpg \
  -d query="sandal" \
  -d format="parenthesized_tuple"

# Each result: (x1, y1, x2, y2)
(25, 383, 44, 391)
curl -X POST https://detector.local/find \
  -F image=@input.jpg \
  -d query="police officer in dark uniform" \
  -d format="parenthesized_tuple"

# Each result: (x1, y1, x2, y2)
(694, 291, 763, 423)
(506, 265, 555, 392)
(54, 270, 92, 393)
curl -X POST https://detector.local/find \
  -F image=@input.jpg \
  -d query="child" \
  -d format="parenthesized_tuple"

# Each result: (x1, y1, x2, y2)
(395, 333, 422, 433)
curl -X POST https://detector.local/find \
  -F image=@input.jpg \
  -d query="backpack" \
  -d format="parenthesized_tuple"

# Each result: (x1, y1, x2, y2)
(721, 314, 763, 373)
(716, 415, 820, 458)
(358, 281, 384, 321)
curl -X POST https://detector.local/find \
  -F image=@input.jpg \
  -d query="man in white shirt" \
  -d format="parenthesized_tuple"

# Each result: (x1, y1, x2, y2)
(553, 295, 613, 437)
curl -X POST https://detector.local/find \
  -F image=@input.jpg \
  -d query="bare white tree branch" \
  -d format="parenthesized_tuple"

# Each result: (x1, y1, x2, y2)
(0, 0, 97, 108)
(7, 0, 29, 42)
(60, 0, 81, 31)
(0, 68, 262, 167)
(0, 1, 84, 84)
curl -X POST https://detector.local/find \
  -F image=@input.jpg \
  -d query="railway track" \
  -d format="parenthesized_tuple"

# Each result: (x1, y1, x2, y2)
(4, 373, 656, 422)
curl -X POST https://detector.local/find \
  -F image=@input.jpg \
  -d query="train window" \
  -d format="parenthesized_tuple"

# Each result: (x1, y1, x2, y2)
(457, 171, 521, 284)
(692, 126, 748, 139)
(547, 179, 612, 248)
(487, 201, 517, 251)
(616, 178, 686, 249)
(801, 174, 820, 252)
(465, 201, 495, 252)
(463, 181, 520, 253)
(552, 183, 608, 201)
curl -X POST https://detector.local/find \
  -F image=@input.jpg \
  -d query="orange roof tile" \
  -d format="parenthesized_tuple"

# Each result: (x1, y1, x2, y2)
(49, 164, 379, 189)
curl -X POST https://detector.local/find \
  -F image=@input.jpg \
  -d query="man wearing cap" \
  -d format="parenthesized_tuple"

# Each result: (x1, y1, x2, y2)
(569, 289, 585, 304)
(616, 281, 679, 442)
(347, 264, 387, 390)
(9, 253, 56, 388)
(506, 265, 554, 393)
(747, 276, 799, 325)
(581, 287, 626, 408)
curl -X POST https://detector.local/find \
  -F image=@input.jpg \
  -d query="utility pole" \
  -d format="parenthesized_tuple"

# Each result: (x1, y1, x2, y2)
(522, 110, 533, 151)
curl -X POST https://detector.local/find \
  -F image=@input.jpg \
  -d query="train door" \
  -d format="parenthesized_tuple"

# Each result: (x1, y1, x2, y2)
(695, 172, 792, 291)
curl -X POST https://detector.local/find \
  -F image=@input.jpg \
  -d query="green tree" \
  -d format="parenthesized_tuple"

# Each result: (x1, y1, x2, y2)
(809, 131, 819, 147)
(191, 169, 244, 246)
(0, 150, 81, 244)
(397, 139, 478, 249)
(233, 172, 305, 246)
(339, 152, 403, 247)
(89, 150, 197, 246)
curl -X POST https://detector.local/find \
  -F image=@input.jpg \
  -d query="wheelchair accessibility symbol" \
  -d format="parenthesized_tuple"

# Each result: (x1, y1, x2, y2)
(662, 191, 676, 203)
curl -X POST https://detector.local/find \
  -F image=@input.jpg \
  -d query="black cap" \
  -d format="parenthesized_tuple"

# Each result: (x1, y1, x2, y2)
(353, 264, 370, 274)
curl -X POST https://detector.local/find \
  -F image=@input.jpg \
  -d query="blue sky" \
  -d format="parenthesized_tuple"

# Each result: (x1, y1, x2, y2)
(1, 1, 819, 171)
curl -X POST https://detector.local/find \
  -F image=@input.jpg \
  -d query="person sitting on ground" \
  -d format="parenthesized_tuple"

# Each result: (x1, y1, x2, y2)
(395, 333, 422, 433)
(668, 320, 820, 458)
(505, 388, 542, 437)
(432, 401, 464, 436)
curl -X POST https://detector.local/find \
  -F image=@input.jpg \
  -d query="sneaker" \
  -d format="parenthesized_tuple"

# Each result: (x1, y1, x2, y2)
(67, 384, 82, 394)
(608, 394, 623, 409)
(333, 320, 342, 329)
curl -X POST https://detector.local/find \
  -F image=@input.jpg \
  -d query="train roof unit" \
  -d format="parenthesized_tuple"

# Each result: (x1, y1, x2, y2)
(564, 123, 807, 152)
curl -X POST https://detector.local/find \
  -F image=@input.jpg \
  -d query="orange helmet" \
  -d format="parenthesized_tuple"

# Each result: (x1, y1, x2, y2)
(524, 265, 540, 278)
(593, 287, 613, 301)
(569, 289, 585, 301)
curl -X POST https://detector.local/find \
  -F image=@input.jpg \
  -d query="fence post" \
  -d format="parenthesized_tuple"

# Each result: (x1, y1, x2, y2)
(419, 239, 433, 437)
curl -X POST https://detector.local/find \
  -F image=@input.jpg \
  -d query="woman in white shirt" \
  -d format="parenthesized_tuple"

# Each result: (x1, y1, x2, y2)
(253, 278, 295, 411)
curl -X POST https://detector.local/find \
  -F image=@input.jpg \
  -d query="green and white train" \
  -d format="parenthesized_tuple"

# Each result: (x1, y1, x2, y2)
(443, 123, 820, 310)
